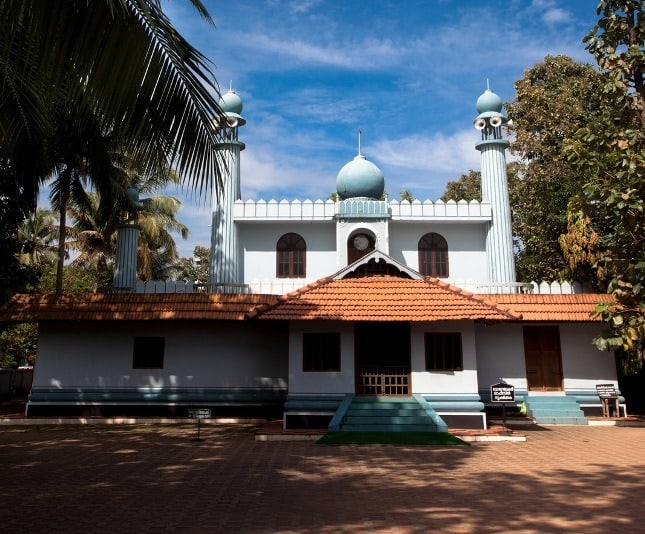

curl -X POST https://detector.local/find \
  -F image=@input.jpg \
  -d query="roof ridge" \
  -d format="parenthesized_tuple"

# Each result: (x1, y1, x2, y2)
(246, 278, 335, 319)
(423, 277, 521, 320)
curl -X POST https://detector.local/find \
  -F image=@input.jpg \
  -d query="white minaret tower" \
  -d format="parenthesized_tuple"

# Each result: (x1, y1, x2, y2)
(474, 87, 516, 291)
(208, 86, 246, 292)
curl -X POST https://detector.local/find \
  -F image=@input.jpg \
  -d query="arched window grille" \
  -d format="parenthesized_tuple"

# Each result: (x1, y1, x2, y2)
(276, 233, 306, 278)
(418, 232, 449, 277)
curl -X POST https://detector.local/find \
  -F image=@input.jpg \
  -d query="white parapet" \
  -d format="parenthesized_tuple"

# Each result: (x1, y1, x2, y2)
(389, 199, 492, 221)
(234, 199, 336, 220)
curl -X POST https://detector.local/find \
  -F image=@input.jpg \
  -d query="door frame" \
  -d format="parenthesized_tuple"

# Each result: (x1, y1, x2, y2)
(523, 325, 564, 392)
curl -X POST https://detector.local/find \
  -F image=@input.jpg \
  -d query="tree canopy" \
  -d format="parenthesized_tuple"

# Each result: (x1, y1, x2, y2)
(562, 0, 644, 360)
(505, 55, 616, 284)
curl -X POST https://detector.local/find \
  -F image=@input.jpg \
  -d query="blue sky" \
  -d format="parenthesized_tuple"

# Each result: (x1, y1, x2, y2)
(167, 0, 599, 256)
(166, 0, 597, 256)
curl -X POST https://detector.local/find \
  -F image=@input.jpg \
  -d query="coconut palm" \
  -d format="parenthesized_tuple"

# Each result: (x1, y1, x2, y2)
(16, 208, 58, 266)
(68, 164, 189, 286)
(0, 0, 226, 212)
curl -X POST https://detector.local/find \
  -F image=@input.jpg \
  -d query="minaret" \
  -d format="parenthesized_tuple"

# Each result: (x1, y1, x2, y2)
(113, 187, 143, 292)
(208, 86, 246, 292)
(474, 87, 516, 291)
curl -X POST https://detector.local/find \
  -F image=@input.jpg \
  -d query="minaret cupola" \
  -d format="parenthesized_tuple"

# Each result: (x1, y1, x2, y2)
(335, 131, 385, 200)
(474, 86, 509, 147)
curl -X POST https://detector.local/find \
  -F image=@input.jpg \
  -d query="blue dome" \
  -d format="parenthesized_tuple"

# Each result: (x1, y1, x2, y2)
(336, 155, 385, 200)
(476, 89, 503, 114)
(219, 90, 243, 114)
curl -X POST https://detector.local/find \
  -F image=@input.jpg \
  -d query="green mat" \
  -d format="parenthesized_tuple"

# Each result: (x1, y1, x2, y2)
(316, 431, 468, 446)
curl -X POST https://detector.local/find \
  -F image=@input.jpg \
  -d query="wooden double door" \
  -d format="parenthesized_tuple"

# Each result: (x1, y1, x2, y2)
(355, 322, 411, 396)
(523, 326, 563, 391)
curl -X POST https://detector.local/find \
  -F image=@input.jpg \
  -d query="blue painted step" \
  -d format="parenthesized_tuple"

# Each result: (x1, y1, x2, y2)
(335, 396, 447, 433)
(525, 396, 587, 425)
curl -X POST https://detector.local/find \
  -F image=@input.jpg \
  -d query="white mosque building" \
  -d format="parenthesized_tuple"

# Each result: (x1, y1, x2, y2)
(0, 88, 625, 429)
(207, 87, 517, 297)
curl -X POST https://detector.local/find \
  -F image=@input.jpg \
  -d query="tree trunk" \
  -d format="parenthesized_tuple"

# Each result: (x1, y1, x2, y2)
(55, 175, 70, 295)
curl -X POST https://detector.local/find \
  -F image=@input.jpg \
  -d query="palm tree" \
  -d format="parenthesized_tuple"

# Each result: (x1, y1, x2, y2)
(16, 208, 58, 266)
(68, 164, 189, 287)
(0, 0, 226, 217)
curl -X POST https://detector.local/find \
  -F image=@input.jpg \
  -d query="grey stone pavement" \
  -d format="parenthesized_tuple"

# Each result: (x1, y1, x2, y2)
(0, 423, 643, 533)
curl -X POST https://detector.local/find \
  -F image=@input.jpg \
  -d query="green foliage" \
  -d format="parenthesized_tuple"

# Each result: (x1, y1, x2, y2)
(505, 55, 615, 283)
(563, 1, 645, 359)
(0, 152, 41, 304)
(169, 246, 210, 283)
(37, 262, 113, 294)
(399, 190, 416, 202)
(441, 170, 482, 202)
(0, 323, 38, 368)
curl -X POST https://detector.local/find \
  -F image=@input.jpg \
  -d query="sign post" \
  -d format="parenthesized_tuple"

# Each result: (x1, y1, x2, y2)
(188, 408, 211, 441)
(596, 384, 619, 417)
(490, 382, 515, 430)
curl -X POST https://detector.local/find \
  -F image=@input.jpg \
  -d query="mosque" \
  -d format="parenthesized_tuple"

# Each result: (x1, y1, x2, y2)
(0, 87, 625, 429)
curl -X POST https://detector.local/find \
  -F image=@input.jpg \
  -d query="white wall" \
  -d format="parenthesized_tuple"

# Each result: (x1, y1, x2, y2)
(287, 321, 355, 394)
(34, 321, 288, 390)
(410, 321, 480, 394)
(560, 323, 618, 390)
(388, 222, 487, 282)
(475, 323, 528, 390)
(239, 221, 337, 284)
(475, 322, 617, 392)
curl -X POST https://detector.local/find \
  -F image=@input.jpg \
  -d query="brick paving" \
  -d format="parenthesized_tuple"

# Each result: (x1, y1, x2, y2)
(0, 423, 643, 533)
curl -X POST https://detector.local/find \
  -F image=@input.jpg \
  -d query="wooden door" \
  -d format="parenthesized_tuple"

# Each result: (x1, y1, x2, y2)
(523, 326, 563, 391)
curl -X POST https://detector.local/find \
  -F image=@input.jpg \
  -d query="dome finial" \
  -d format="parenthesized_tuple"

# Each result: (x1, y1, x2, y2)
(357, 128, 363, 156)
(486, 78, 490, 91)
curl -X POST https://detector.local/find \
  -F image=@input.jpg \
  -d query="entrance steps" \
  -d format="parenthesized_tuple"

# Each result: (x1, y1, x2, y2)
(330, 395, 447, 432)
(525, 395, 588, 425)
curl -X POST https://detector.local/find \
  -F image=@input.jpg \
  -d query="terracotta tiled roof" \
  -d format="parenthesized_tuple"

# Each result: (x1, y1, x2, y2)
(492, 293, 611, 322)
(248, 276, 521, 322)
(0, 287, 612, 324)
(0, 293, 278, 322)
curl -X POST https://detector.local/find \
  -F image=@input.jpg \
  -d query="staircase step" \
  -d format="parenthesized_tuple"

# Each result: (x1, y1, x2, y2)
(533, 417, 588, 425)
(343, 415, 431, 425)
(525, 396, 587, 426)
(336, 396, 445, 433)
(528, 409, 586, 417)
(345, 408, 426, 417)
(341, 423, 439, 432)
(349, 402, 420, 410)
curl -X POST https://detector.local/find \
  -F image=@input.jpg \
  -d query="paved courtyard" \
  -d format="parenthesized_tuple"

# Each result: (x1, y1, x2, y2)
(0, 423, 643, 533)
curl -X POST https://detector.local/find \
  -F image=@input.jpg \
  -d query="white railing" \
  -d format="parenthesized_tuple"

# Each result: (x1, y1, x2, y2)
(135, 280, 197, 293)
(134, 278, 593, 295)
(232, 198, 493, 221)
(389, 199, 492, 219)
(234, 198, 336, 220)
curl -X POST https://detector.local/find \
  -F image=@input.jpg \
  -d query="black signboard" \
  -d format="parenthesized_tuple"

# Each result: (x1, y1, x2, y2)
(596, 383, 617, 399)
(491, 382, 515, 403)
(188, 408, 211, 419)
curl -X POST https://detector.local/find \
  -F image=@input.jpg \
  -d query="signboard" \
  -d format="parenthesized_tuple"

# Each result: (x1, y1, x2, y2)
(596, 384, 617, 399)
(188, 408, 211, 419)
(491, 382, 515, 403)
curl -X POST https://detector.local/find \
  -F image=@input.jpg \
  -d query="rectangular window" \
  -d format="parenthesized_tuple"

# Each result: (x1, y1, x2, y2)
(425, 333, 462, 371)
(303, 333, 341, 372)
(133, 337, 165, 369)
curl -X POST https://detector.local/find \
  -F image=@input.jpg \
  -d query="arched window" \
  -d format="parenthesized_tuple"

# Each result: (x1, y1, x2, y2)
(418, 233, 449, 277)
(276, 233, 306, 278)
(347, 232, 375, 265)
